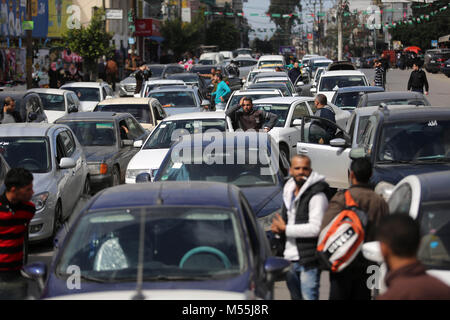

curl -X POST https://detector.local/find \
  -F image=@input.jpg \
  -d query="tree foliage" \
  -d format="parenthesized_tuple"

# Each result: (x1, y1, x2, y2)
(205, 18, 240, 51)
(62, 9, 115, 65)
(389, 0, 450, 50)
(268, 0, 302, 45)
(160, 18, 203, 60)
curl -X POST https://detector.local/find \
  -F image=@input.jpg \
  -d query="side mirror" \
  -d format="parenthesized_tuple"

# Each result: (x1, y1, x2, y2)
(136, 172, 151, 183)
(330, 138, 348, 148)
(59, 157, 76, 169)
(21, 262, 47, 291)
(28, 112, 38, 122)
(349, 147, 368, 160)
(264, 257, 291, 283)
(362, 241, 384, 263)
(133, 140, 143, 148)
(292, 119, 302, 126)
(68, 105, 78, 113)
(122, 139, 134, 147)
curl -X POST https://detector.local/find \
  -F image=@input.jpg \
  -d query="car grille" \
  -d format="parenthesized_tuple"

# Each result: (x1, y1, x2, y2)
(125, 85, 136, 92)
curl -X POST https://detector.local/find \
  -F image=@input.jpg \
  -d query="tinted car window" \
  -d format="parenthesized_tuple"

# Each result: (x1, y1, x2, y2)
(59, 130, 75, 157)
(37, 93, 65, 111)
(319, 76, 366, 91)
(148, 66, 164, 77)
(149, 91, 196, 108)
(97, 104, 152, 124)
(0, 137, 51, 173)
(366, 99, 429, 107)
(254, 104, 290, 127)
(64, 87, 100, 102)
(60, 121, 116, 146)
(125, 117, 145, 140)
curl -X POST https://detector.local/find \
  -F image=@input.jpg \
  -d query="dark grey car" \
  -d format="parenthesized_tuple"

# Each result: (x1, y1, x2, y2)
(357, 91, 431, 108)
(55, 112, 149, 193)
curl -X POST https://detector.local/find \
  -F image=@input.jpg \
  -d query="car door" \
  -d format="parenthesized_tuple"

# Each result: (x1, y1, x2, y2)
(54, 129, 74, 216)
(64, 128, 85, 198)
(70, 92, 81, 110)
(151, 100, 166, 126)
(283, 101, 313, 157)
(296, 115, 352, 189)
(120, 116, 147, 179)
(57, 129, 81, 216)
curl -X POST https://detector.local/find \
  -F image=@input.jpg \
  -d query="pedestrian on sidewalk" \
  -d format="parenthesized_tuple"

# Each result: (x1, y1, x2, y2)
(407, 62, 429, 95)
(0, 168, 35, 300)
(373, 60, 384, 88)
(211, 73, 230, 111)
(271, 155, 330, 300)
(376, 214, 450, 300)
(134, 62, 151, 95)
(380, 53, 389, 87)
(320, 158, 389, 300)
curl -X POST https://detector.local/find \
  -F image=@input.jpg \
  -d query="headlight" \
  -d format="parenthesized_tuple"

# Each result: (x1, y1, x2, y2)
(88, 163, 108, 175)
(32, 192, 49, 212)
(257, 210, 279, 232)
(374, 181, 395, 201)
(126, 169, 152, 181)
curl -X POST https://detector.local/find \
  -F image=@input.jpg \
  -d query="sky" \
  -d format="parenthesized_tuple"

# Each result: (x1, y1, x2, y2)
(243, 0, 335, 41)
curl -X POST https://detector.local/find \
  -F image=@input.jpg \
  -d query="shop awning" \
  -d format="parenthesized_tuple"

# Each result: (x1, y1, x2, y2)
(439, 34, 450, 43)
(148, 36, 164, 43)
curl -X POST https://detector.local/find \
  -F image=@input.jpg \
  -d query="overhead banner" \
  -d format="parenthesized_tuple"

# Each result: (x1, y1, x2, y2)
(0, 0, 26, 38)
(32, 0, 48, 38)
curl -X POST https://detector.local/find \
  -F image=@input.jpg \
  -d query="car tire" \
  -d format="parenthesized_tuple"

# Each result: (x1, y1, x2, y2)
(279, 145, 290, 176)
(112, 166, 120, 186)
(83, 176, 91, 196)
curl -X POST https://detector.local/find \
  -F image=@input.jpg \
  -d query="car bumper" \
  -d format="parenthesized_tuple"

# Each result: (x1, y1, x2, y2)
(89, 173, 113, 193)
(426, 64, 441, 73)
(29, 207, 55, 242)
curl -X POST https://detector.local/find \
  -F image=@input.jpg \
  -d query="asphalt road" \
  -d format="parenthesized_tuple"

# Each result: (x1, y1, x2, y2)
(26, 67, 450, 300)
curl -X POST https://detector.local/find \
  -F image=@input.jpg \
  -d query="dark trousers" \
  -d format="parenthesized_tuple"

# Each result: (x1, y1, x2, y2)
(329, 261, 372, 300)
(106, 73, 116, 91)
(411, 88, 424, 94)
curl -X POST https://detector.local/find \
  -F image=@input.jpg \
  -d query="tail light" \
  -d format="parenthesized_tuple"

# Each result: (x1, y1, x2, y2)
(437, 58, 444, 62)
(441, 63, 445, 68)
(100, 163, 108, 175)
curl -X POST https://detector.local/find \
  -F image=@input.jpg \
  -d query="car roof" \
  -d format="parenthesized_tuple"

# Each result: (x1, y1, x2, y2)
(254, 72, 287, 78)
(97, 97, 154, 105)
(233, 89, 281, 95)
(415, 170, 450, 203)
(336, 86, 384, 93)
(88, 181, 240, 211)
(144, 79, 185, 84)
(162, 111, 227, 121)
(0, 123, 61, 136)
(56, 111, 127, 121)
(253, 96, 311, 105)
(312, 59, 333, 63)
(248, 82, 288, 89)
(257, 77, 289, 82)
(250, 69, 277, 74)
(258, 55, 284, 60)
(321, 70, 365, 76)
(379, 106, 450, 122)
(234, 57, 257, 61)
(149, 86, 195, 93)
(27, 88, 72, 95)
(365, 91, 427, 100)
(61, 82, 106, 88)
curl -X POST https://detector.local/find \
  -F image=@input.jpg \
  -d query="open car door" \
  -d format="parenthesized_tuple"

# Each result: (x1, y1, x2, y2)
(296, 115, 352, 189)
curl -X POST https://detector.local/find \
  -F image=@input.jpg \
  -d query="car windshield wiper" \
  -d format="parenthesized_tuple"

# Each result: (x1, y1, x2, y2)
(142, 275, 214, 281)
(412, 157, 450, 164)
(377, 159, 412, 164)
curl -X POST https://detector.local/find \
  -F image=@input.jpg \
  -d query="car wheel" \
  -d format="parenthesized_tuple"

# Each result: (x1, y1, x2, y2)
(112, 166, 120, 186)
(52, 200, 63, 239)
(83, 176, 91, 196)
(279, 145, 290, 176)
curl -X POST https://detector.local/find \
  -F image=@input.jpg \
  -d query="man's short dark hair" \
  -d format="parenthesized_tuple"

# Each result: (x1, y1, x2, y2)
(5, 168, 34, 191)
(377, 214, 421, 258)
(315, 94, 327, 105)
(350, 158, 372, 184)
(241, 96, 252, 105)
(216, 73, 223, 81)
(137, 61, 145, 67)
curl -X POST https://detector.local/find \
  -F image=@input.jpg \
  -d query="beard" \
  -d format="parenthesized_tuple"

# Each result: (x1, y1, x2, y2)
(294, 175, 308, 187)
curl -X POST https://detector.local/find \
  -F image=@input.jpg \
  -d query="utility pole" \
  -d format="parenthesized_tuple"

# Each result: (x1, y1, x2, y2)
(337, 0, 343, 61)
(26, 0, 32, 89)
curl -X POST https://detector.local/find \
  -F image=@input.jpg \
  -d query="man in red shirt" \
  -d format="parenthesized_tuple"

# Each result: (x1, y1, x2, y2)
(0, 168, 35, 299)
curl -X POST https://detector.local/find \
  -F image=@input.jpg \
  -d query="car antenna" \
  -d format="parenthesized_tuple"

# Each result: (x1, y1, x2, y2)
(131, 206, 146, 300)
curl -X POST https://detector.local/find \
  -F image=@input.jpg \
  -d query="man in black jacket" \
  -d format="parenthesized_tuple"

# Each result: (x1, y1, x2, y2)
(134, 62, 151, 95)
(225, 97, 278, 132)
(288, 61, 302, 85)
(271, 155, 330, 300)
(407, 62, 429, 95)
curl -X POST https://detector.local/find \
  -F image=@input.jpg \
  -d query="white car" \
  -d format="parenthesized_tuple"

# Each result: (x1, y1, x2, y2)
(252, 97, 351, 172)
(199, 52, 225, 66)
(234, 56, 258, 80)
(27, 88, 81, 123)
(60, 82, 115, 112)
(139, 79, 185, 98)
(243, 68, 277, 88)
(224, 89, 283, 112)
(311, 70, 369, 102)
(254, 77, 298, 97)
(311, 67, 327, 88)
(125, 112, 234, 183)
(219, 51, 234, 61)
(362, 170, 450, 296)
(256, 55, 286, 69)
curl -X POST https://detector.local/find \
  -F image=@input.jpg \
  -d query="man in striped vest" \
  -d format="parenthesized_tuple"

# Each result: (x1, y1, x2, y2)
(373, 60, 384, 88)
(0, 168, 35, 299)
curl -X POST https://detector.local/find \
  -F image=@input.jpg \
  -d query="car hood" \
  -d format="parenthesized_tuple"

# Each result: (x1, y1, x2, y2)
(372, 162, 450, 186)
(120, 77, 136, 85)
(84, 146, 118, 163)
(79, 101, 98, 112)
(164, 107, 202, 116)
(240, 184, 283, 217)
(321, 91, 336, 102)
(32, 173, 53, 193)
(44, 110, 66, 124)
(127, 148, 169, 170)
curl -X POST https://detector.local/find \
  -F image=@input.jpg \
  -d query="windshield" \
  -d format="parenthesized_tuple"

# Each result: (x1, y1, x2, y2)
(149, 66, 164, 77)
(319, 76, 366, 91)
(249, 84, 290, 96)
(199, 60, 215, 65)
(334, 92, 362, 109)
(228, 93, 280, 110)
(377, 120, 450, 163)
(314, 69, 324, 82)
(97, 104, 151, 123)
(254, 104, 290, 127)
(63, 87, 100, 102)
(418, 201, 450, 270)
(144, 119, 227, 149)
(312, 62, 331, 70)
(0, 137, 50, 173)
(356, 116, 370, 145)
(158, 147, 277, 187)
(168, 75, 198, 83)
(60, 121, 116, 146)
(150, 91, 196, 108)
(259, 60, 283, 67)
(56, 207, 244, 282)
(37, 93, 65, 111)
(366, 99, 428, 107)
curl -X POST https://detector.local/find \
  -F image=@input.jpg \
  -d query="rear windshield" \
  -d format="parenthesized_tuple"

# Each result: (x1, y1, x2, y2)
(96, 104, 151, 123)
